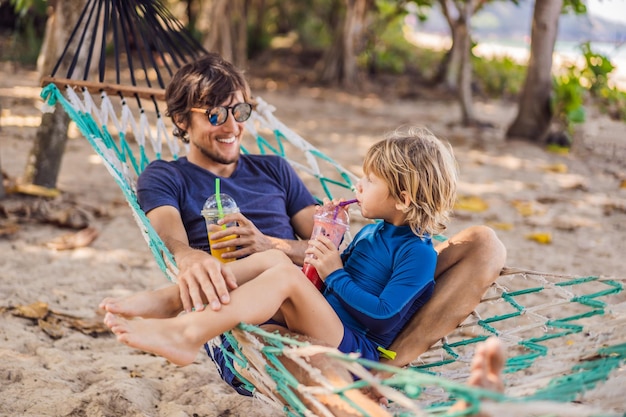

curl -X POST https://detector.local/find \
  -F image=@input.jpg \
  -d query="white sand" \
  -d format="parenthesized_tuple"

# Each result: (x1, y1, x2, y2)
(1, 62, 625, 416)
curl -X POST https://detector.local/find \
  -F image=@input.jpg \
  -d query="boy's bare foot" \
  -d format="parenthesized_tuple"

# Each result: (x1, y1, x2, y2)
(99, 286, 182, 319)
(103, 312, 201, 366)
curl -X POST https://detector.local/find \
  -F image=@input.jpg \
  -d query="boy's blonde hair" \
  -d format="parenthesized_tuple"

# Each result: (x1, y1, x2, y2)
(362, 126, 458, 237)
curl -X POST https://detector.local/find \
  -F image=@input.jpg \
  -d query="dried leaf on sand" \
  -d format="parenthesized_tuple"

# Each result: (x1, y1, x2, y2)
(45, 226, 99, 250)
(7, 301, 109, 338)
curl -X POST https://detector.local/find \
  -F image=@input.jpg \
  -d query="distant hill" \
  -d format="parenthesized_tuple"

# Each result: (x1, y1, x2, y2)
(413, 1, 626, 44)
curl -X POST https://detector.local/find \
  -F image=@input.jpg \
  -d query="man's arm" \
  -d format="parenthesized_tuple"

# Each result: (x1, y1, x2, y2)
(273, 204, 316, 265)
(211, 204, 316, 266)
(147, 205, 238, 313)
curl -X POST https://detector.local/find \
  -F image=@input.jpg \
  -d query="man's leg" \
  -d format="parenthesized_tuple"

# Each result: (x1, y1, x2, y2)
(99, 285, 183, 318)
(385, 226, 506, 367)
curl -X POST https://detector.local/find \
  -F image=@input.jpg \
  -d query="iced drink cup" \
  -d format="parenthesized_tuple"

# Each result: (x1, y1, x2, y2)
(206, 222, 237, 263)
(302, 204, 350, 290)
(202, 193, 239, 263)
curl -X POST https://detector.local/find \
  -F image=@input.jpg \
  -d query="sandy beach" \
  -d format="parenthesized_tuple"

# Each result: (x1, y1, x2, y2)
(1, 59, 625, 416)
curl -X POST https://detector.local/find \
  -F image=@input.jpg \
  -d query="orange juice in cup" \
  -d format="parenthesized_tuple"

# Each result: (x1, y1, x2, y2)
(202, 192, 239, 263)
(207, 226, 237, 263)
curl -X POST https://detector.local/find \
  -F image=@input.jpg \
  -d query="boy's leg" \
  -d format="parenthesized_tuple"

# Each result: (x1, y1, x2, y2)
(105, 263, 345, 366)
(385, 226, 506, 367)
(227, 249, 292, 285)
(99, 249, 291, 319)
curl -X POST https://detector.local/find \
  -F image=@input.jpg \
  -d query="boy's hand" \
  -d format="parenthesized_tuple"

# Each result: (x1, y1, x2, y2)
(304, 234, 343, 280)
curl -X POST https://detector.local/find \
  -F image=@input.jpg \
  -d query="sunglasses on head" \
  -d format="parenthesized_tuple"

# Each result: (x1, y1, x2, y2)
(190, 102, 253, 126)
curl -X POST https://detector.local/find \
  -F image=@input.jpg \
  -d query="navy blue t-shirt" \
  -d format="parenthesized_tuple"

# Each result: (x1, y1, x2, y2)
(137, 155, 316, 252)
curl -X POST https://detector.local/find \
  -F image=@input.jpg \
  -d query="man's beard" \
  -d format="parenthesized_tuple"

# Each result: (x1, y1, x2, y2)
(196, 142, 239, 165)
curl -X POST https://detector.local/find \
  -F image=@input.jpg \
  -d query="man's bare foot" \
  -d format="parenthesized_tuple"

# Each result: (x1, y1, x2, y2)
(467, 336, 505, 393)
(99, 286, 182, 318)
(103, 312, 201, 366)
(449, 336, 505, 415)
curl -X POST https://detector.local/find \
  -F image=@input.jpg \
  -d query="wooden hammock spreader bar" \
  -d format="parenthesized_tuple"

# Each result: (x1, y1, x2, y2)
(41, 76, 166, 101)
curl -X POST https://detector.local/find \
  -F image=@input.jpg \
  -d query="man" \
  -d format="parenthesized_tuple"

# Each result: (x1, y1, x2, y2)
(137, 53, 506, 389)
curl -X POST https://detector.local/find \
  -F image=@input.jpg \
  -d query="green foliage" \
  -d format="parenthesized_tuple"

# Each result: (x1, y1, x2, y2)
(579, 42, 615, 93)
(10, 0, 46, 16)
(576, 42, 626, 122)
(3, 0, 47, 65)
(552, 69, 587, 133)
(294, 12, 334, 50)
(357, 1, 452, 78)
(244, 0, 337, 55)
(472, 54, 526, 98)
(550, 42, 626, 141)
(360, 13, 446, 78)
(284, 0, 336, 50)
(562, 0, 587, 15)
(362, 12, 414, 75)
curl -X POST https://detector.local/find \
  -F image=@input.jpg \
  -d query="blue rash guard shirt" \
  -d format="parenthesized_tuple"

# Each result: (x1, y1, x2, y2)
(136, 155, 317, 252)
(324, 221, 436, 360)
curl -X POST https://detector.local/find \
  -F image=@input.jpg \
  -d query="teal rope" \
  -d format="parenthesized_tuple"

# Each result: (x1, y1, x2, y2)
(41, 84, 176, 279)
(530, 343, 626, 402)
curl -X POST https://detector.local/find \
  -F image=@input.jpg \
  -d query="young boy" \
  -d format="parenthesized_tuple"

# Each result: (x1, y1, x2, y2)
(101, 126, 457, 366)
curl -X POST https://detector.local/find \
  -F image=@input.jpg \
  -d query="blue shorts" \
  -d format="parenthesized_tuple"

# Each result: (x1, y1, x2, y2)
(204, 319, 286, 397)
(338, 326, 379, 362)
(204, 335, 254, 397)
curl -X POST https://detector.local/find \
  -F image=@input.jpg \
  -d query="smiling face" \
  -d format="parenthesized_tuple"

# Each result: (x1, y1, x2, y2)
(181, 91, 247, 176)
(165, 53, 253, 178)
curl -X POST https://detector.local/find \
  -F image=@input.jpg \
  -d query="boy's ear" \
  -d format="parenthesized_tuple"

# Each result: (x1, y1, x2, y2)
(395, 191, 411, 212)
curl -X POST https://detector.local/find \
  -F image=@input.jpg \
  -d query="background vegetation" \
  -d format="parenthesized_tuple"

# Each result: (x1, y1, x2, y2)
(1, 0, 625, 188)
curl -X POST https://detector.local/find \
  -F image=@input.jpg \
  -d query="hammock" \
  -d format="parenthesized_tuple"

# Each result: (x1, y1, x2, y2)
(40, 1, 626, 416)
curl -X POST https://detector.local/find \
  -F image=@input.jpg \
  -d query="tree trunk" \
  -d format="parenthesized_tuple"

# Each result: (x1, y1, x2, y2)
(24, 111, 72, 188)
(248, 0, 267, 57)
(438, 0, 465, 92)
(23, 0, 86, 189)
(318, 0, 345, 85)
(200, 0, 248, 69)
(341, 0, 368, 88)
(319, 0, 370, 88)
(441, 29, 463, 92)
(506, 0, 563, 143)
(0, 115, 4, 198)
(439, 0, 477, 125)
(457, 1, 475, 125)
